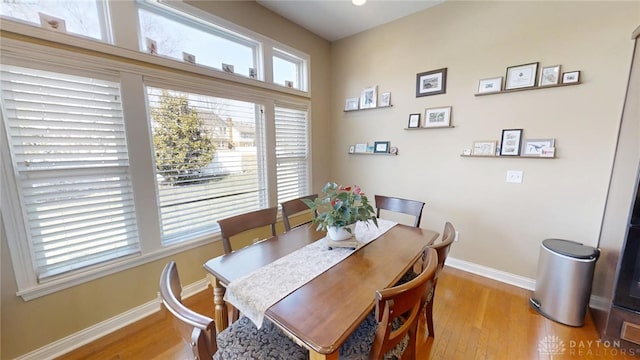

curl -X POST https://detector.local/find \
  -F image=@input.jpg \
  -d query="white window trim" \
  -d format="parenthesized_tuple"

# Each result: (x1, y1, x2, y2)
(1, 32, 311, 300)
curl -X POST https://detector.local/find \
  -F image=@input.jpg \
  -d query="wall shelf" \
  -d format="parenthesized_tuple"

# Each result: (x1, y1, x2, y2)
(344, 105, 393, 112)
(460, 154, 555, 159)
(475, 82, 581, 96)
(349, 152, 397, 156)
(404, 125, 455, 130)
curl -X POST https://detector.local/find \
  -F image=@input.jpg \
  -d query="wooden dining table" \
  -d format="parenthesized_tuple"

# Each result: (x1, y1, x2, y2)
(203, 222, 439, 360)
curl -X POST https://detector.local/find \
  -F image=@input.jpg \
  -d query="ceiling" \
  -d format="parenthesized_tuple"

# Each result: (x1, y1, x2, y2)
(256, 0, 444, 42)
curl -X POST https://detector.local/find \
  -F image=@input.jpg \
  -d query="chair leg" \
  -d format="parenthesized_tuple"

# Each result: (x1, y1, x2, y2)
(425, 300, 435, 338)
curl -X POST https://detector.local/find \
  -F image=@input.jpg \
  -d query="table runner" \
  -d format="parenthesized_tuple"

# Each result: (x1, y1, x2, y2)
(224, 219, 397, 328)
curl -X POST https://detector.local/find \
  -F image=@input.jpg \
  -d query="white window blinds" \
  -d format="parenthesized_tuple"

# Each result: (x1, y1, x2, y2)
(1, 65, 140, 280)
(147, 87, 267, 244)
(275, 105, 310, 204)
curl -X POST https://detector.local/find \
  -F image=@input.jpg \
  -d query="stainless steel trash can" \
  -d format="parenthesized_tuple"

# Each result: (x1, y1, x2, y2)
(529, 239, 600, 327)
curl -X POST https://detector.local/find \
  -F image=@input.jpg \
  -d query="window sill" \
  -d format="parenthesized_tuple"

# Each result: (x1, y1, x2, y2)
(16, 235, 219, 301)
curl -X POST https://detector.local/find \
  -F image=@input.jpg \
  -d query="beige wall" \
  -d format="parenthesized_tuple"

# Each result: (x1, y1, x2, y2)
(0, 3, 331, 359)
(330, 1, 639, 278)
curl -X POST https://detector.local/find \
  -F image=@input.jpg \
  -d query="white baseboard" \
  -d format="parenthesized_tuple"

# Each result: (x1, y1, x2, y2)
(16, 278, 210, 360)
(445, 256, 536, 291)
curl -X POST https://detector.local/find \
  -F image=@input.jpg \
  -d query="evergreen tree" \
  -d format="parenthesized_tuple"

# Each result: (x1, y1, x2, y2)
(151, 91, 215, 183)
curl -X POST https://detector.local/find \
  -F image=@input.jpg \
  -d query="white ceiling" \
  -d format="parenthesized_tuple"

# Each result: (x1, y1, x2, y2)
(256, 0, 444, 42)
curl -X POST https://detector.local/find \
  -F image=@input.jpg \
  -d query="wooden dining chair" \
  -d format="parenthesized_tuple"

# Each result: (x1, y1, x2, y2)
(281, 194, 318, 231)
(160, 261, 308, 360)
(374, 195, 425, 227)
(423, 221, 456, 338)
(217, 207, 278, 255)
(339, 248, 438, 360)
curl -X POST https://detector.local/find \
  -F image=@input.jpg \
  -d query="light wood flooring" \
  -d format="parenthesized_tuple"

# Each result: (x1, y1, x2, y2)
(57, 266, 637, 360)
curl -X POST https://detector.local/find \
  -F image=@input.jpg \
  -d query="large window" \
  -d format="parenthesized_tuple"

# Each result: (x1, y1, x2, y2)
(147, 87, 267, 244)
(0, 0, 110, 42)
(0, 0, 312, 299)
(1, 65, 139, 280)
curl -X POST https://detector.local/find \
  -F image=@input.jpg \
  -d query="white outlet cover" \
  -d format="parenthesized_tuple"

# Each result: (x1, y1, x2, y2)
(506, 170, 523, 183)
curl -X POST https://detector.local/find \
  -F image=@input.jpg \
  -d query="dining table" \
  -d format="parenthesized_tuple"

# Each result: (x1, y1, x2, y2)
(203, 220, 439, 360)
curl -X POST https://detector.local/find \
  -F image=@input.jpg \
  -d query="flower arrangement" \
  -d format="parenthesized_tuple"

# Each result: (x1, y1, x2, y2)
(303, 182, 378, 233)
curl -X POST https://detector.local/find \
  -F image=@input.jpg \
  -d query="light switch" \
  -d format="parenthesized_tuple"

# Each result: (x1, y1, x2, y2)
(506, 170, 523, 184)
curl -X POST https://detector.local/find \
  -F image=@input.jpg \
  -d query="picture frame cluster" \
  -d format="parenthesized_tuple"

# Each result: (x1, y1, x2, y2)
(465, 129, 556, 158)
(344, 86, 391, 111)
(348, 142, 397, 155)
(477, 62, 581, 94)
(407, 106, 452, 129)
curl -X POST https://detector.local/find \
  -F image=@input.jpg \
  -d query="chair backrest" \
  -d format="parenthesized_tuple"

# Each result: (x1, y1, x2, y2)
(218, 207, 278, 254)
(369, 248, 438, 359)
(374, 195, 425, 227)
(430, 222, 455, 282)
(281, 194, 318, 231)
(160, 261, 217, 359)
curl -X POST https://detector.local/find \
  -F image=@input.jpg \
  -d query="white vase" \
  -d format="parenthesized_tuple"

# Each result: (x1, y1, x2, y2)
(327, 223, 356, 241)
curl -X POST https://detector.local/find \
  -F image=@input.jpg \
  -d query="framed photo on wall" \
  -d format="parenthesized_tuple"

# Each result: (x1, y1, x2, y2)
(374, 141, 390, 153)
(472, 141, 497, 156)
(344, 97, 359, 111)
(478, 77, 502, 94)
(522, 138, 555, 157)
(505, 62, 538, 90)
(416, 68, 447, 97)
(360, 86, 377, 109)
(408, 113, 420, 128)
(423, 106, 452, 128)
(499, 129, 523, 156)
(562, 71, 581, 84)
(539, 65, 561, 86)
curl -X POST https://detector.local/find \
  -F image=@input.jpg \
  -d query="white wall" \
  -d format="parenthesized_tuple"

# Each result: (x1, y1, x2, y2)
(330, 1, 639, 279)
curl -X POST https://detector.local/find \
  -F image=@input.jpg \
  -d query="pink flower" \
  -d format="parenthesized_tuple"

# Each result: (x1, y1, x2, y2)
(353, 185, 362, 195)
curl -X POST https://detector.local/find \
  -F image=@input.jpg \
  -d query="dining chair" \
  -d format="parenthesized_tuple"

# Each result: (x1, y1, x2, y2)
(281, 194, 318, 231)
(374, 195, 425, 227)
(423, 221, 456, 338)
(160, 261, 308, 360)
(217, 207, 278, 255)
(339, 248, 438, 360)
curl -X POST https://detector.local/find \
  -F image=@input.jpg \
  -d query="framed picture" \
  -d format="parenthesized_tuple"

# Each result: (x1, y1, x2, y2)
(374, 141, 390, 154)
(345, 97, 359, 111)
(472, 141, 497, 156)
(423, 106, 452, 128)
(416, 68, 447, 97)
(39, 12, 67, 33)
(380, 92, 391, 107)
(183, 52, 196, 64)
(522, 138, 555, 157)
(478, 77, 502, 94)
(360, 86, 377, 109)
(407, 113, 420, 128)
(539, 65, 561, 86)
(562, 71, 581, 84)
(354, 143, 367, 153)
(349, 145, 355, 154)
(500, 129, 523, 156)
(145, 37, 158, 55)
(222, 63, 235, 73)
(505, 62, 538, 90)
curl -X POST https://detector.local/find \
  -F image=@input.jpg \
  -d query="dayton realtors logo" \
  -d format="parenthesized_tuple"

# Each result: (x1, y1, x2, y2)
(538, 335, 566, 355)
(538, 336, 639, 357)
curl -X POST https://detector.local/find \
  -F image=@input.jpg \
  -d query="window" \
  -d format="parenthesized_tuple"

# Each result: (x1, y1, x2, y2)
(147, 87, 267, 244)
(0, 0, 110, 42)
(1, 65, 139, 280)
(275, 104, 310, 204)
(137, 1, 258, 78)
(273, 48, 305, 90)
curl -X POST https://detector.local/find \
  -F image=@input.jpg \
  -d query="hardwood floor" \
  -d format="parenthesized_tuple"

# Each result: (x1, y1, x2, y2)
(58, 266, 636, 359)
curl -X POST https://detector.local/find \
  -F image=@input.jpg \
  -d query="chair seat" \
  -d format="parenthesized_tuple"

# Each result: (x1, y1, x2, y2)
(215, 315, 309, 360)
(339, 313, 408, 360)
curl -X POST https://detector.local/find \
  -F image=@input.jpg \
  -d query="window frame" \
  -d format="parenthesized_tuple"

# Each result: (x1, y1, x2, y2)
(1, 28, 311, 300)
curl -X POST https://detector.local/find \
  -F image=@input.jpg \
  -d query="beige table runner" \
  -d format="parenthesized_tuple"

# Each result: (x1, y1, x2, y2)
(224, 219, 397, 328)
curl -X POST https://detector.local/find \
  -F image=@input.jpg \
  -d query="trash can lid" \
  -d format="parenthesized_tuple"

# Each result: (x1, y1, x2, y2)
(542, 239, 597, 259)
